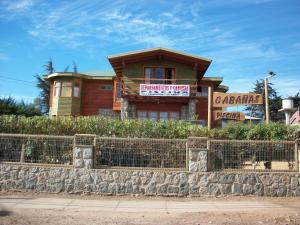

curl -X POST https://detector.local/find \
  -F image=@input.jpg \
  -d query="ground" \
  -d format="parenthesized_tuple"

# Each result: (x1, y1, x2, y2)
(0, 191, 300, 225)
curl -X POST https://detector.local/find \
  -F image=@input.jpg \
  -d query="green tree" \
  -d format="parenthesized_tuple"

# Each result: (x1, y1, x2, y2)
(245, 79, 284, 122)
(35, 58, 54, 114)
(0, 97, 41, 116)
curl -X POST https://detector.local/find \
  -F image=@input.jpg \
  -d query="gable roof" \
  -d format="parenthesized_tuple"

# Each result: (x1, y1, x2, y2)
(108, 47, 212, 78)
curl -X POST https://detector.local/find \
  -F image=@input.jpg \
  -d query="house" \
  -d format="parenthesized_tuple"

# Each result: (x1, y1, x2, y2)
(45, 48, 228, 127)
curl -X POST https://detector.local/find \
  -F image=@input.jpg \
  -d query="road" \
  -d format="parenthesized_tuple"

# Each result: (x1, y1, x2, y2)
(0, 192, 300, 225)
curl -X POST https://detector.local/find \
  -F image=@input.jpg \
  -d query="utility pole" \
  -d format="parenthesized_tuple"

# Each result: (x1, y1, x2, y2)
(264, 71, 276, 124)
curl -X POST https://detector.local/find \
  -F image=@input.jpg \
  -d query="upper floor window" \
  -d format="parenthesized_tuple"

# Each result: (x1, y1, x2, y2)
(53, 81, 60, 97)
(61, 82, 72, 97)
(73, 82, 80, 97)
(196, 86, 208, 97)
(144, 67, 175, 84)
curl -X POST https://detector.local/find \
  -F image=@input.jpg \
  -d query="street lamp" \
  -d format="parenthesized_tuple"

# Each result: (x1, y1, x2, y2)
(264, 71, 276, 124)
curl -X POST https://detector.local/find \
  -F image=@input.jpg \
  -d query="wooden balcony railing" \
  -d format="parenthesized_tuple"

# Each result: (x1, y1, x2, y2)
(120, 77, 199, 97)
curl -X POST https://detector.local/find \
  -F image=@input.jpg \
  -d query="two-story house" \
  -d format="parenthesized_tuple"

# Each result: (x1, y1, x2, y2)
(45, 48, 228, 127)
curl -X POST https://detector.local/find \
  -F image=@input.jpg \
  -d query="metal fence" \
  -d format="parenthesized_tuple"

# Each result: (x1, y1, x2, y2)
(94, 137, 188, 170)
(0, 133, 298, 172)
(208, 139, 298, 172)
(0, 133, 73, 165)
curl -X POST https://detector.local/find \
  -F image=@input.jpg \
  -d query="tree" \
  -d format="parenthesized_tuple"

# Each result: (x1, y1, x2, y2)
(245, 79, 284, 122)
(35, 58, 54, 114)
(73, 61, 78, 73)
(0, 97, 42, 116)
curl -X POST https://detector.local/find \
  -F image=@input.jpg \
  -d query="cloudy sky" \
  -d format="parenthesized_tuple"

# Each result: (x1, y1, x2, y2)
(0, 0, 299, 102)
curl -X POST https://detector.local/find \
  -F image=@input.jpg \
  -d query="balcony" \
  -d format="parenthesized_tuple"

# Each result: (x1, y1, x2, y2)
(120, 77, 202, 97)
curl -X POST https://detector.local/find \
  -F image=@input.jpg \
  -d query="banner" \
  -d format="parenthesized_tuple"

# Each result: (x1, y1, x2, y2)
(140, 84, 190, 97)
(214, 111, 245, 121)
(213, 92, 263, 107)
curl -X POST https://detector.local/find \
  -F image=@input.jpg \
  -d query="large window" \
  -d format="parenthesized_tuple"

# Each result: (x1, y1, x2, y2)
(53, 81, 80, 98)
(144, 67, 175, 84)
(137, 111, 180, 121)
(61, 82, 73, 97)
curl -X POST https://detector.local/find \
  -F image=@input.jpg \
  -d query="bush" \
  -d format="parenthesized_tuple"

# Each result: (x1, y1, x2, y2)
(0, 115, 299, 140)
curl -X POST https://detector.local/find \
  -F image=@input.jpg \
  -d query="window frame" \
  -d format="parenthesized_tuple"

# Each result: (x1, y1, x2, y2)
(144, 67, 176, 84)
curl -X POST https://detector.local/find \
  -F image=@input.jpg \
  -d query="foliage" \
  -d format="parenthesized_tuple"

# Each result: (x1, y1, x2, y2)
(34, 58, 54, 114)
(0, 97, 42, 116)
(0, 115, 299, 140)
(245, 79, 284, 122)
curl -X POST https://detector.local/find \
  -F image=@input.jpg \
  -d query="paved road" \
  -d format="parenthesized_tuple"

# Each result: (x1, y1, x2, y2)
(0, 195, 282, 213)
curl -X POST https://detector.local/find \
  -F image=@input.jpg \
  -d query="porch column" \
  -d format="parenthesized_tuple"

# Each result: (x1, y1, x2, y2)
(121, 98, 129, 119)
(188, 99, 197, 120)
(207, 86, 213, 129)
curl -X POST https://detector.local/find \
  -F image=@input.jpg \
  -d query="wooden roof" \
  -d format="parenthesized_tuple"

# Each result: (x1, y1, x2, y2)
(108, 47, 212, 78)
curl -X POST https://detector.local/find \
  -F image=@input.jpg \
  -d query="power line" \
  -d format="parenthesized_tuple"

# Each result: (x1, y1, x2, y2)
(0, 75, 37, 86)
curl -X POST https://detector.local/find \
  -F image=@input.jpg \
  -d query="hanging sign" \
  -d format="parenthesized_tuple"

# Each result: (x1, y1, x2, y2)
(214, 111, 245, 121)
(213, 92, 263, 107)
(139, 84, 190, 97)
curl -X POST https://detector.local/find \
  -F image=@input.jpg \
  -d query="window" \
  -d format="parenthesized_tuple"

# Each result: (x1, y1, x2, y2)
(144, 67, 175, 84)
(159, 112, 168, 121)
(137, 111, 147, 120)
(149, 111, 158, 121)
(61, 82, 72, 97)
(53, 82, 60, 97)
(73, 83, 80, 97)
(196, 86, 208, 97)
(137, 111, 180, 121)
(116, 81, 121, 99)
(100, 85, 113, 91)
(169, 112, 180, 120)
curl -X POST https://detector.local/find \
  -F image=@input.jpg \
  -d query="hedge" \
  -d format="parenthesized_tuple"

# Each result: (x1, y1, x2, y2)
(0, 115, 299, 140)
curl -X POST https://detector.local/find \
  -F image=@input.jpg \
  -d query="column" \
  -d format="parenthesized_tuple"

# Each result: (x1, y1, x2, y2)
(188, 99, 197, 120)
(121, 98, 129, 119)
(207, 86, 213, 129)
(73, 145, 93, 169)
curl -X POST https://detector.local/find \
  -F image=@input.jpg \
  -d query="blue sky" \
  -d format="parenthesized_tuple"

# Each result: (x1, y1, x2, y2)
(0, 0, 299, 103)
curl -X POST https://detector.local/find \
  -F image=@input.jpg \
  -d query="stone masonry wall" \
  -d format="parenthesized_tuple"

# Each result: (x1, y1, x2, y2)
(1, 164, 300, 197)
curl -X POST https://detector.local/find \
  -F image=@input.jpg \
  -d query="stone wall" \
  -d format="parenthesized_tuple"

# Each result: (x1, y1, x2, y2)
(1, 164, 300, 197)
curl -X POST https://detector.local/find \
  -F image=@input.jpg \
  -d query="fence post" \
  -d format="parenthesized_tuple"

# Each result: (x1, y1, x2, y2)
(296, 139, 300, 172)
(20, 144, 25, 163)
(187, 137, 208, 172)
(73, 134, 96, 169)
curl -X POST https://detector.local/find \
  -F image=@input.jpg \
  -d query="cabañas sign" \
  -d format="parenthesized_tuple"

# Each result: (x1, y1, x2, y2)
(213, 92, 263, 107)
(214, 111, 245, 121)
(139, 84, 190, 97)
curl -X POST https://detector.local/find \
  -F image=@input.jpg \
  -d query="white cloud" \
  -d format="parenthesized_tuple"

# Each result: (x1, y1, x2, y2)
(0, 52, 9, 61)
(2, 0, 34, 12)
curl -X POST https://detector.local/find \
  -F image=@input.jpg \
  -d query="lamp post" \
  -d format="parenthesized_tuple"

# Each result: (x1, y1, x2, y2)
(264, 71, 276, 124)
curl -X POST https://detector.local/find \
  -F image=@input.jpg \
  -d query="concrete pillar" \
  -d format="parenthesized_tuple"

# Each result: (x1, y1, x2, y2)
(189, 148, 208, 172)
(181, 105, 188, 120)
(188, 99, 197, 120)
(73, 145, 93, 169)
(128, 104, 136, 119)
(121, 98, 129, 119)
(207, 86, 213, 129)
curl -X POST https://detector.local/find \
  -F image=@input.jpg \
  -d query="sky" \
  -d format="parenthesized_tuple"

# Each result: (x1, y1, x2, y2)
(0, 0, 300, 103)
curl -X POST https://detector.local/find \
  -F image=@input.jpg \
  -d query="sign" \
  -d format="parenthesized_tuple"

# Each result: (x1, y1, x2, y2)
(213, 92, 263, 107)
(214, 111, 245, 121)
(139, 84, 190, 97)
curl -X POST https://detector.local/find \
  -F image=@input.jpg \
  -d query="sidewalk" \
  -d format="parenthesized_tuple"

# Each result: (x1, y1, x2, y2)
(0, 195, 282, 213)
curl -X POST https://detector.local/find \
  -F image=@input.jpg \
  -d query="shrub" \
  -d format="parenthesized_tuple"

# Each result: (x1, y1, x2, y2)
(0, 115, 299, 140)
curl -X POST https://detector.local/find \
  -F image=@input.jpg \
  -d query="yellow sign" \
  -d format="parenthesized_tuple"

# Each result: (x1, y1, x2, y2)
(213, 92, 263, 107)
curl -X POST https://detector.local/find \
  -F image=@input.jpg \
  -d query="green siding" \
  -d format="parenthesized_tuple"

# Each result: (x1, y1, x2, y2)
(57, 98, 73, 115)
(124, 59, 195, 80)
